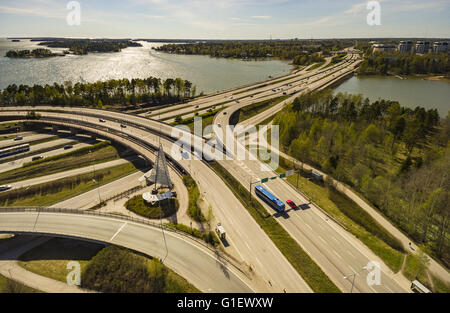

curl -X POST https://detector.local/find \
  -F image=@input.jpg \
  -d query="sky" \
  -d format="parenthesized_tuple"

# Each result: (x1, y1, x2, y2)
(0, 0, 449, 39)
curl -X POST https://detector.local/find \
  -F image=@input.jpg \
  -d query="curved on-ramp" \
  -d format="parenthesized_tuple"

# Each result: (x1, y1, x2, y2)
(0, 208, 253, 293)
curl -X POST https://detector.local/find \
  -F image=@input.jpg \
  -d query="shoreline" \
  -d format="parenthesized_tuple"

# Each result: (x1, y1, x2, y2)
(356, 73, 450, 83)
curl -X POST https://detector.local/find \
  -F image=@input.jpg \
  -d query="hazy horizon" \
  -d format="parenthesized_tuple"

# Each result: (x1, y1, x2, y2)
(1, 0, 449, 39)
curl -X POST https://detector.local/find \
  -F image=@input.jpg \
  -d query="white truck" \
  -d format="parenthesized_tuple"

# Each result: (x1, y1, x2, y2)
(215, 223, 226, 241)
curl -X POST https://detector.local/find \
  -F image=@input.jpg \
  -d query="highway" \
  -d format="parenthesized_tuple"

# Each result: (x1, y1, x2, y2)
(0, 139, 96, 174)
(0, 113, 314, 293)
(0, 54, 364, 293)
(0, 210, 252, 293)
(1, 52, 438, 292)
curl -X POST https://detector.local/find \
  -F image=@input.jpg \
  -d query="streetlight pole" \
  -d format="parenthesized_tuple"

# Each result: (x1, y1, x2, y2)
(344, 266, 368, 293)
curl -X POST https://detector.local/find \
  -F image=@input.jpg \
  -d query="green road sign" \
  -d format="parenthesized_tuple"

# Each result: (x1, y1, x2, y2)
(261, 178, 269, 183)
(271, 177, 277, 180)
(279, 173, 286, 179)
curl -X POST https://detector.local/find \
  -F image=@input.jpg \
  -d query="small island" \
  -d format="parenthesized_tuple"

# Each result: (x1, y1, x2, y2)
(38, 39, 143, 55)
(5, 48, 65, 58)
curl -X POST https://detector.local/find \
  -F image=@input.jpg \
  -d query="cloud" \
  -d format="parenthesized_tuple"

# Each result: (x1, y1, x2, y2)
(251, 15, 271, 19)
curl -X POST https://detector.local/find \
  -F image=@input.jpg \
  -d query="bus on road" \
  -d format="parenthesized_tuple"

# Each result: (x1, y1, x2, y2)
(255, 185, 285, 212)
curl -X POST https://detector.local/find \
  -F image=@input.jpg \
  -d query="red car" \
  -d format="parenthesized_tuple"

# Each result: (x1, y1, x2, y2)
(286, 200, 297, 209)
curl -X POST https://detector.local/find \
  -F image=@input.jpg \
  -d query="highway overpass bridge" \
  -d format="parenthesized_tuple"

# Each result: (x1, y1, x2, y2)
(0, 207, 253, 293)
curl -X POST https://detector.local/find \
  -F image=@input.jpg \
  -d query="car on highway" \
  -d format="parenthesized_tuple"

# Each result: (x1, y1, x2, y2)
(0, 185, 12, 192)
(236, 100, 240, 103)
(229, 96, 233, 100)
(195, 105, 199, 109)
(120, 124, 127, 128)
(64, 145, 73, 150)
(223, 112, 227, 115)
(32, 155, 43, 161)
(146, 111, 152, 115)
(286, 200, 297, 209)
(99, 118, 106, 123)
(14, 136, 23, 141)
(217, 123, 221, 128)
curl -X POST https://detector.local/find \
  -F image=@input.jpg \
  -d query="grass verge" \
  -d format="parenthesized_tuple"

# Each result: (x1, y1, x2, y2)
(0, 274, 40, 293)
(209, 160, 341, 293)
(165, 222, 219, 247)
(275, 156, 405, 273)
(18, 238, 104, 283)
(81, 245, 199, 293)
(125, 195, 179, 219)
(0, 162, 140, 207)
(235, 96, 289, 124)
(182, 175, 206, 222)
(0, 141, 122, 184)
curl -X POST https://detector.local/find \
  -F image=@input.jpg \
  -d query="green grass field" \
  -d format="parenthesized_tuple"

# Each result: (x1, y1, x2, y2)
(125, 195, 179, 219)
(81, 245, 199, 293)
(0, 162, 139, 207)
(0, 141, 120, 184)
(18, 238, 105, 283)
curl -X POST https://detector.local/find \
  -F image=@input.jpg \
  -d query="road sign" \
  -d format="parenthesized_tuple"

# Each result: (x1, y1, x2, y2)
(271, 177, 277, 180)
(279, 173, 286, 179)
(261, 178, 269, 183)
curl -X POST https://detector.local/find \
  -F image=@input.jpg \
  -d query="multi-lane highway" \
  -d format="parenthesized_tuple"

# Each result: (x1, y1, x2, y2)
(2, 52, 440, 293)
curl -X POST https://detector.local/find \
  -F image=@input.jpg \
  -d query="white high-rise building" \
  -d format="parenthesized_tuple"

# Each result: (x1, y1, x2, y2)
(415, 41, 430, 54)
(433, 42, 449, 53)
(398, 41, 413, 53)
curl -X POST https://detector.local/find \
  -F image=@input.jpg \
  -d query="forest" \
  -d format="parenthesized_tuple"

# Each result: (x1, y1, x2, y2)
(357, 51, 450, 76)
(155, 40, 352, 65)
(274, 90, 449, 266)
(38, 39, 142, 55)
(5, 48, 63, 58)
(0, 77, 196, 108)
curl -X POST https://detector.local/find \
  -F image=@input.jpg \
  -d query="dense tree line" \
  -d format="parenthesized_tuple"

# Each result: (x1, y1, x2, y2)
(5, 48, 62, 58)
(155, 40, 352, 64)
(0, 77, 196, 108)
(358, 51, 450, 76)
(38, 39, 142, 55)
(275, 90, 449, 266)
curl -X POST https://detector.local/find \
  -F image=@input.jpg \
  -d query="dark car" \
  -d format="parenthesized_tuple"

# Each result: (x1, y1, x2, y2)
(286, 200, 297, 209)
(64, 145, 73, 150)
(120, 124, 127, 128)
(32, 156, 43, 161)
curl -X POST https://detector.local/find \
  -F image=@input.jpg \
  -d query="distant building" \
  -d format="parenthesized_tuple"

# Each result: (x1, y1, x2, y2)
(372, 44, 396, 53)
(415, 41, 430, 54)
(398, 41, 413, 53)
(433, 41, 448, 53)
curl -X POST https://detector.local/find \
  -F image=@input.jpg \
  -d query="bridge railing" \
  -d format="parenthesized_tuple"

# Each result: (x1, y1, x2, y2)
(0, 206, 248, 277)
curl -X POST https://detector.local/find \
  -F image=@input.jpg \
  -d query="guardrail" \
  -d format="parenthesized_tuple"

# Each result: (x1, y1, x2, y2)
(0, 206, 248, 277)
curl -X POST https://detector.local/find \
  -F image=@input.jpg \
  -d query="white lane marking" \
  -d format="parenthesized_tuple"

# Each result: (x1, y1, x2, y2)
(318, 235, 327, 245)
(305, 223, 313, 231)
(256, 257, 263, 268)
(384, 285, 394, 293)
(333, 250, 343, 260)
(110, 222, 127, 242)
(347, 250, 356, 258)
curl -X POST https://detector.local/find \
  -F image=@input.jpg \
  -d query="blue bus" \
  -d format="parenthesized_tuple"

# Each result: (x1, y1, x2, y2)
(255, 185, 285, 212)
